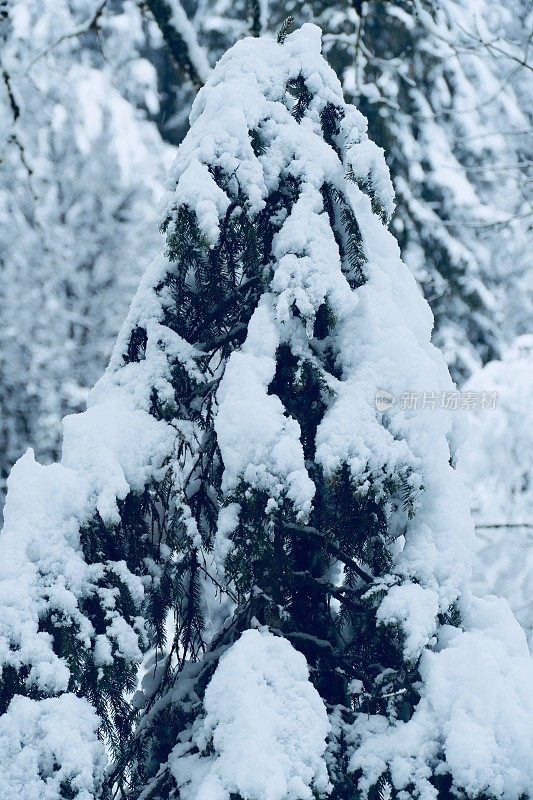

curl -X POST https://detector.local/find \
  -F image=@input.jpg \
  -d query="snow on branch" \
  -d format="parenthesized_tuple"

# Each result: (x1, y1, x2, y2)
(143, 0, 211, 87)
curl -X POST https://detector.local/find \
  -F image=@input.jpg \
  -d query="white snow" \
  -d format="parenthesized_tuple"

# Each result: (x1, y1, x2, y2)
(213, 503, 241, 573)
(175, 161, 230, 246)
(62, 388, 175, 524)
(345, 138, 395, 222)
(376, 583, 439, 662)
(271, 185, 359, 330)
(0, 694, 106, 800)
(459, 336, 533, 643)
(215, 297, 315, 519)
(351, 595, 533, 800)
(170, 628, 331, 800)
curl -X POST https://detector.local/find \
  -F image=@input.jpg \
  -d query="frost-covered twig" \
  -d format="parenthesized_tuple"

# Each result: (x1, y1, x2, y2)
(412, 0, 533, 72)
(26, 0, 108, 71)
(0, 61, 41, 214)
(456, 21, 533, 74)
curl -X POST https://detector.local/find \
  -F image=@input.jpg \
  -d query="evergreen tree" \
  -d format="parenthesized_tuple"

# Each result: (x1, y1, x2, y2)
(0, 23, 532, 800)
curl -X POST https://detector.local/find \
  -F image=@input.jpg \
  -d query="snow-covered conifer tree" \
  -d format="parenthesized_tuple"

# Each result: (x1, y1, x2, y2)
(0, 24, 532, 800)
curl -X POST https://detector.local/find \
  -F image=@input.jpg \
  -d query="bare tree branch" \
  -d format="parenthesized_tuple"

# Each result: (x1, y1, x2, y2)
(0, 60, 40, 213)
(476, 523, 533, 530)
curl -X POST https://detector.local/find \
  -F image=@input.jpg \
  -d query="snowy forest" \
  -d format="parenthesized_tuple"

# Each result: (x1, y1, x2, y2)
(0, 0, 532, 798)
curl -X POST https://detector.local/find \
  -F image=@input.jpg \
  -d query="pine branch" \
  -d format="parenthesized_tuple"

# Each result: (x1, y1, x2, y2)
(277, 15, 294, 44)
(270, 628, 336, 654)
(196, 322, 247, 352)
(283, 523, 375, 583)
(189, 275, 261, 342)
(290, 570, 364, 608)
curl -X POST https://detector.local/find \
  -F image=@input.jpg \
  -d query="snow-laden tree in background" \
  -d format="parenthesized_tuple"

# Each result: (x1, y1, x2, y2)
(0, 0, 171, 498)
(1, 25, 531, 800)
(347, 0, 532, 379)
(151, 0, 532, 382)
(459, 335, 533, 645)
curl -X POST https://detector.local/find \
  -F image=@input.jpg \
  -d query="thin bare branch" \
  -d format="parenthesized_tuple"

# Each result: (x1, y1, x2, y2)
(476, 523, 533, 530)
(26, 0, 108, 71)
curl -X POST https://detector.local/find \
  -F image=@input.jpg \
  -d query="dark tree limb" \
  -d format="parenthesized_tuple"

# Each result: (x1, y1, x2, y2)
(142, 0, 210, 89)
(283, 522, 375, 583)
